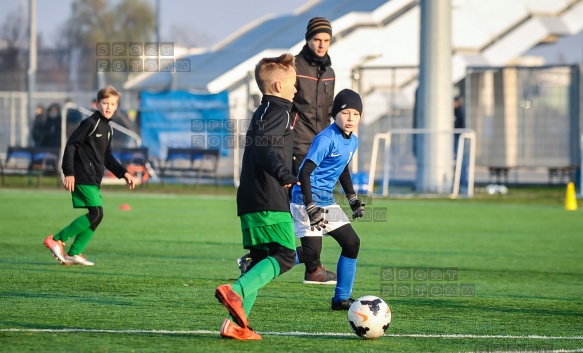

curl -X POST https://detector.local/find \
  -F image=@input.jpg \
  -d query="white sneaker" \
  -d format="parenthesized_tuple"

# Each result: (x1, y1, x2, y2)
(64, 254, 94, 266)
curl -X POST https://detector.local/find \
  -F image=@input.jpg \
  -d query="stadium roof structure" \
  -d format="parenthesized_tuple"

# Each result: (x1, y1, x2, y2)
(124, 0, 583, 93)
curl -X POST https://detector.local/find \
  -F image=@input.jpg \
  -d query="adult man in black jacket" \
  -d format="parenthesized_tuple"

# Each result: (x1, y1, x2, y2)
(292, 17, 337, 285)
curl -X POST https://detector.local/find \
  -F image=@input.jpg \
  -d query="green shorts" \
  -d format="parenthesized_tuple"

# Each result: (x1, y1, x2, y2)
(240, 211, 295, 251)
(72, 184, 102, 208)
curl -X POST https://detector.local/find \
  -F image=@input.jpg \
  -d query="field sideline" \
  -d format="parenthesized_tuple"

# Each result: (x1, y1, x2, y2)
(0, 188, 582, 352)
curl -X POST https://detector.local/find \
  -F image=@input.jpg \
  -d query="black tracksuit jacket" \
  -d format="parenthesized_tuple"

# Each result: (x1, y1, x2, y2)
(237, 96, 297, 216)
(62, 112, 127, 187)
(291, 45, 335, 158)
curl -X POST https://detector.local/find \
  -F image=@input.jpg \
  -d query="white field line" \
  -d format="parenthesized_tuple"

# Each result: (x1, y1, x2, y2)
(1, 328, 582, 340)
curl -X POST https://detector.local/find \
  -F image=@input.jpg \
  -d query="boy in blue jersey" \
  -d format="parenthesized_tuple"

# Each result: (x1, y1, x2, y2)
(290, 89, 366, 310)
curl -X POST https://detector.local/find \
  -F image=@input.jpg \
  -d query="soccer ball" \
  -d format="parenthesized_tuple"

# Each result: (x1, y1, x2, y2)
(347, 295, 392, 339)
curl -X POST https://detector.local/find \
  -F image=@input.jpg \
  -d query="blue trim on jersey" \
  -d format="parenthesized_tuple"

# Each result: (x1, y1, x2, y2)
(292, 123, 358, 206)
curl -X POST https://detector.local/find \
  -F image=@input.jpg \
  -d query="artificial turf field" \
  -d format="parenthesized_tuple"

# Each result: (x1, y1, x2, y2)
(0, 186, 582, 353)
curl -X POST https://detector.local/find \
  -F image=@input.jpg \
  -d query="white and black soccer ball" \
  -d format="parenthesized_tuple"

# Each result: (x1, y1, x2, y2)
(347, 295, 392, 339)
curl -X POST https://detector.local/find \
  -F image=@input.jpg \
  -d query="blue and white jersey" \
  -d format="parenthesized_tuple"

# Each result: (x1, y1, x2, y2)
(292, 123, 358, 207)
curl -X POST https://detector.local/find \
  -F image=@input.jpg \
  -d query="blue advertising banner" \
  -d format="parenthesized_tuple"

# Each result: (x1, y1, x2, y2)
(140, 90, 230, 159)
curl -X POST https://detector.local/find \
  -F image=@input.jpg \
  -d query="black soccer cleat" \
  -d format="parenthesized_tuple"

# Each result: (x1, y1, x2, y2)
(237, 253, 253, 275)
(331, 297, 355, 310)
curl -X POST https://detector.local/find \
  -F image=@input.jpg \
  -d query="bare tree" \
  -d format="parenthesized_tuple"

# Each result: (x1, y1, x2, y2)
(61, 0, 156, 90)
(0, 10, 23, 71)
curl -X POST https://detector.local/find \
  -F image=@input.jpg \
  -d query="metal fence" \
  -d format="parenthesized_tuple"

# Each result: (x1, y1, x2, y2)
(0, 90, 242, 186)
(2, 64, 581, 187)
(357, 64, 581, 187)
(0, 91, 135, 154)
(465, 65, 581, 182)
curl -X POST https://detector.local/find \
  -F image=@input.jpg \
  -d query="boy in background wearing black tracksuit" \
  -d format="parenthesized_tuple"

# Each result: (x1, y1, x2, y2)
(43, 86, 135, 266)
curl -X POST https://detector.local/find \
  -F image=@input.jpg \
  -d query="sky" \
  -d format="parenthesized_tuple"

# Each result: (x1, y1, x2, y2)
(1, 0, 581, 64)
(0, 0, 311, 48)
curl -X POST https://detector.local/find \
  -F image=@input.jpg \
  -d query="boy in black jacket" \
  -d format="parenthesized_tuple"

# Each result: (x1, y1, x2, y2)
(43, 86, 135, 266)
(215, 53, 297, 340)
(238, 18, 336, 285)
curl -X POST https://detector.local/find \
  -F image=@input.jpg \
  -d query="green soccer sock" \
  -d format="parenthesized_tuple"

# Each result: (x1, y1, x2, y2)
(67, 227, 94, 256)
(54, 214, 91, 243)
(231, 256, 280, 316)
(229, 290, 257, 322)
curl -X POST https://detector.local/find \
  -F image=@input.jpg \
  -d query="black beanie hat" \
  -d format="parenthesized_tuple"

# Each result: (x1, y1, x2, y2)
(305, 17, 332, 41)
(332, 89, 363, 118)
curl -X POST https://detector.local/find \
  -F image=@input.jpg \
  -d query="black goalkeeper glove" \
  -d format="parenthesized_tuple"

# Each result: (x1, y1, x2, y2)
(347, 194, 365, 219)
(305, 203, 328, 231)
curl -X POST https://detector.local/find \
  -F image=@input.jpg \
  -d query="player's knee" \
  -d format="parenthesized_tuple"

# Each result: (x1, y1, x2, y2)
(87, 206, 104, 230)
(342, 234, 360, 259)
(273, 248, 296, 275)
(330, 225, 360, 259)
(300, 237, 322, 260)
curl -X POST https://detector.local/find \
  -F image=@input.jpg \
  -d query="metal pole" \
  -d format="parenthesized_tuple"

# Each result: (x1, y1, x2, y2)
(417, 0, 453, 193)
(155, 0, 160, 43)
(351, 67, 360, 174)
(382, 133, 392, 197)
(27, 0, 36, 147)
(10, 92, 16, 146)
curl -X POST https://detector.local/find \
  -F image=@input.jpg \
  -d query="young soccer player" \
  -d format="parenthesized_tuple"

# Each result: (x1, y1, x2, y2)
(215, 53, 298, 340)
(43, 86, 135, 266)
(290, 88, 366, 310)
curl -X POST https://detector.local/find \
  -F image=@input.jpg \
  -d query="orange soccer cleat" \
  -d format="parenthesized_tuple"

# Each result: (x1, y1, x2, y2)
(220, 318, 262, 340)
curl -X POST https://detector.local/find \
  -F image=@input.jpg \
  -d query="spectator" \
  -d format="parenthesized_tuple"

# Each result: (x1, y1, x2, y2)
(453, 96, 468, 191)
(31, 104, 45, 147)
(40, 103, 62, 148)
(454, 96, 465, 131)
(64, 98, 83, 138)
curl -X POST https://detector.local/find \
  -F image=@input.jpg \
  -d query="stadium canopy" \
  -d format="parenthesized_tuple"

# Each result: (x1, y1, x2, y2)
(124, 0, 583, 98)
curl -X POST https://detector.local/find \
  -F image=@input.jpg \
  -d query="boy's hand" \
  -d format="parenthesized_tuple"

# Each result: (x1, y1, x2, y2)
(282, 181, 301, 188)
(123, 172, 136, 190)
(63, 176, 75, 192)
(305, 203, 328, 231)
(347, 194, 365, 219)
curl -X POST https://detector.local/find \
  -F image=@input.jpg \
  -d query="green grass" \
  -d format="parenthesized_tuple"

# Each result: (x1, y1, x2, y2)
(0, 186, 582, 352)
